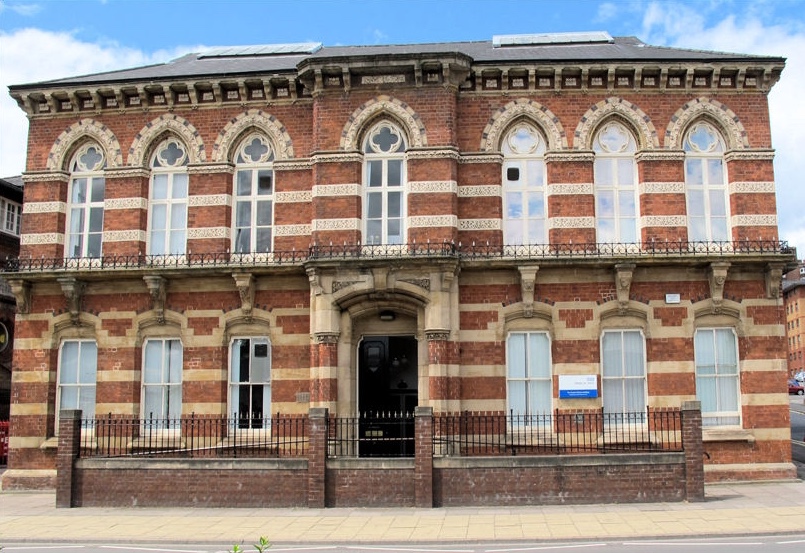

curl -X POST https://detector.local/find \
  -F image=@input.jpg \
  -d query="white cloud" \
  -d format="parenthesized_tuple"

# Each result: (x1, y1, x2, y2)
(0, 28, 200, 177)
(640, 1, 805, 258)
(595, 2, 619, 22)
(0, 2, 42, 17)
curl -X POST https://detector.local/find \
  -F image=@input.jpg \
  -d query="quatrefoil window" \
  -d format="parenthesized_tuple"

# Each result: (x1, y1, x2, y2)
(364, 123, 406, 154)
(151, 138, 188, 168)
(236, 134, 274, 164)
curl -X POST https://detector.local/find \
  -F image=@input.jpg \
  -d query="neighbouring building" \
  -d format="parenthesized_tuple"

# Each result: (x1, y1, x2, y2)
(0, 175, 23, 421)
(1, 32, 797, 493)
(784, 261, 805, 379)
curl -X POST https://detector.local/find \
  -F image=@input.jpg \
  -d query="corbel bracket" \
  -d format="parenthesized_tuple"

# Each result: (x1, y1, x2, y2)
(765, 263, 785, 299)
(306, 267, 323, 296)
(57, 277, 85, 325)
(7, 279, 31, 314)
(232, 272, 255, 317)
(143, 275, 167, 324)
(708, 262, 731, 312)
(517, 265, 540, 318)
(615, 263, 636, 313)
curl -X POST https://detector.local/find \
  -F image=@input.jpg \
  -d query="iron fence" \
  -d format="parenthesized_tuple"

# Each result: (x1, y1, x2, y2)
(78, 413, 308, 458)
(3, 240, 791, 274)
(328, 411, 415, 458)
(433, 409, 683, 456)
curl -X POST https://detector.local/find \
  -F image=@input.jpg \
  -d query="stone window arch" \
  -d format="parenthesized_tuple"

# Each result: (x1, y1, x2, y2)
(574, 97, 658, 151)
(213, 109, 293, 162)
(665, 98, 749, 150)
(481, 98, 567, 152)
(47, 118, 123, 171)
(128, 114, 204, 167)
(342, 95, 425, 151)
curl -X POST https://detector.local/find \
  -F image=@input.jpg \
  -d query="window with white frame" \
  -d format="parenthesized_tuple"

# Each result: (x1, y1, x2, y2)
(363, 122, 406, 245)
(66, 143, 106, 258)
(506, 332, 552, 417)
(229, 337, 271, 429)
(502, 123, 547, 245)
(684, 122, 729, 243)
(148, 138, 188, 256)
(142, 338, 183, 427)
(601, 330, 646, 423)
(233, 134, 275, 254)
(694, 328, 740, 427)
(0, 199, 21, 236)
(57, 340, 98, 421)
(593, 122, 638, 244)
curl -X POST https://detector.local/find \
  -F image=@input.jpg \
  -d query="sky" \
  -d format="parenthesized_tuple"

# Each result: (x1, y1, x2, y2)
(1, 0, 804, 254)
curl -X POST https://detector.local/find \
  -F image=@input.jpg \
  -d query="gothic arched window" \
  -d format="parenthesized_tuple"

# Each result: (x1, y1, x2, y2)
(363, 122, 407, 245)
(502, 123, 547, 245)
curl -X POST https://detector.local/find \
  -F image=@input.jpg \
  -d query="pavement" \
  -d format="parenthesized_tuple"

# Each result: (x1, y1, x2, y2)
(0, 480, 803, 546)
(0, 398, 802, 547)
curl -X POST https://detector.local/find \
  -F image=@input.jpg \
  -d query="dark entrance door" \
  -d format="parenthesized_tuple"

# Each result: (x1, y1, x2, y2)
(358, 335, 417, 457)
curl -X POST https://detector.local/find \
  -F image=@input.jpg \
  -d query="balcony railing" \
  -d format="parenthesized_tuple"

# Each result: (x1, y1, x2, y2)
(3, 240, 791, 273)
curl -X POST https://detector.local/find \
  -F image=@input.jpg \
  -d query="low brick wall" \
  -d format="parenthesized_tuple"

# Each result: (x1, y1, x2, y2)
(434, 454, 686, 506)
(326, 458, 415, 507)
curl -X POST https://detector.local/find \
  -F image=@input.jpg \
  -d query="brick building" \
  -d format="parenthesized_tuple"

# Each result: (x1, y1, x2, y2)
(784, 261, 805, 379)
(2, 32, 797, 493)
(0, 176, 23, 421)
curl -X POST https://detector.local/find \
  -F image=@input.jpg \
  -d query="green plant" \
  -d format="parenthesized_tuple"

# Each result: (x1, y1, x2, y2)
(229, 536, 270, 552)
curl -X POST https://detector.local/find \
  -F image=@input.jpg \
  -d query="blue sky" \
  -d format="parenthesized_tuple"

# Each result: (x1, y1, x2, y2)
(1, 0, 804, 253)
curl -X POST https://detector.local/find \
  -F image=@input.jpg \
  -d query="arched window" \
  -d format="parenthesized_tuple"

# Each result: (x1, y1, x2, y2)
(684, 122, 729, 243)
(66, 143, 106, 258)
(601, 329, 646, 422)
(148, 138, 188, 256)
(506, 331, 552, 417)
(229, 337, 271, 429)
(502, 123, 547, 245)
(593, 122, 638, 244)
(232, 133, 275, 254)
(363, 122, 406, 245)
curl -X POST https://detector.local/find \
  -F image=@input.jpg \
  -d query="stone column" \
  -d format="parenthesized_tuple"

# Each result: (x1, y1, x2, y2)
(681, 400, 705, 502)
(56, 409, 82, 508)
(414, 406, 434, 508)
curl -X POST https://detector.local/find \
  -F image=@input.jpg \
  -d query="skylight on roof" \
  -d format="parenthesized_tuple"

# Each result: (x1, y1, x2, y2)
(200, 42, 322, 58)
(493, 32, 613, 47)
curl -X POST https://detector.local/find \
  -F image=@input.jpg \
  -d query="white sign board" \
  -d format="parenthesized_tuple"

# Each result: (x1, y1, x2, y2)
(558, 374, 598, 398)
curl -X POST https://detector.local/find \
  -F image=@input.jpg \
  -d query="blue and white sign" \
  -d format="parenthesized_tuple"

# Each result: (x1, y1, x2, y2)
(558, 375, 598, 399)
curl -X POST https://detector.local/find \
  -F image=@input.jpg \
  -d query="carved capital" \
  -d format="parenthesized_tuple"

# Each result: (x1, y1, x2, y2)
(143, 275, 167, 324)
(232, 273, 255, 316)
(517, 265, 540, 318)
(765, 263, 785, 299)
(615, 263, 636, 312)
(315, 332, 339, 344)
(425, 329, 451, 341)
(8, 279, 31, 314)
(57, 277, 85, 325)
(708, 262, 731, 309)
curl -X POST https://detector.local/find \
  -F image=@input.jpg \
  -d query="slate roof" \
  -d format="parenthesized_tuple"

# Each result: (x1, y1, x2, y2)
(9, 35, 785, 90)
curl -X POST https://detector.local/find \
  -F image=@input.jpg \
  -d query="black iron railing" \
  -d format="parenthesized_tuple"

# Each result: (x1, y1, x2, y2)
(3, 240, 791, 273)
(433, 409, 683, 456)
(79, 413, 308, 458)
(328, 411, 416, 458)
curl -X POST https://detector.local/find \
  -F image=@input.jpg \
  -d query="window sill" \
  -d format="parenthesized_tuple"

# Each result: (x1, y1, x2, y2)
(40, 437, 59, 449)
(702, 428, 755, 443)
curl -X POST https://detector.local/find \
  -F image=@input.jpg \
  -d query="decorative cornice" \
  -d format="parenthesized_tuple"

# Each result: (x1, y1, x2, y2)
(724, 149, 776, 162)
(104, 167, 150, 179)
(459, 152, 503, 165)
(23, 201, 65, 214)
(188, 194, 230, 207)
(105, 197, 148, 210)
(187, 163, 234, 175)
(548, 216, 595, 229)
(458, 218, 501, 231)
(188, 227, 228, 239)
(635, 150, 685, 163)
(276, 190, 313, 203)
(273, 159, 313, 171)
(544, 151, 595, 163)
(731, 214, 777, 226)
(405, 148, 460, 160)
(21, 171, 69, 183)
(274, 224, 312, 236)
(424, 329, 451, 341)
(103, 230, 146, 242)
(409, 180, 457, 194)
(728, 181, 775, 194)
(547, 183, 593, 196)
(409, 215, 458, 228)
(639, 181, 685, 195)
(20, 233, 64, 245)
(457, 185, 500, 197)
(311, 152, 363, 164)
(312, 218, 361, 231)
(312, 184, 360, 197)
